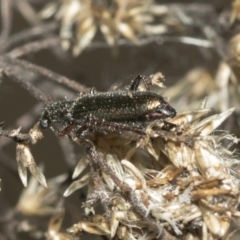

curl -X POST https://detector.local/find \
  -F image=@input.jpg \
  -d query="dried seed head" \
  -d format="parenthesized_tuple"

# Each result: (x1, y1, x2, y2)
(16, 173, 67, 216)
(65, 104, 240, 239)
(39, 0, 177, 55)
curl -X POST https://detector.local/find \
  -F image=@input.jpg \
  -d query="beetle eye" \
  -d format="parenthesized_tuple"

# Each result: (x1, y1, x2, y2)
(40, 119, 49, 129)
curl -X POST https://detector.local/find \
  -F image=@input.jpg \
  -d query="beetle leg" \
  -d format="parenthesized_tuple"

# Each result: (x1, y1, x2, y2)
(76, 124, 92, 137)
(74, 134, 111, 215)
(58, 123, 75, 136)
(129, 75, 150, 91)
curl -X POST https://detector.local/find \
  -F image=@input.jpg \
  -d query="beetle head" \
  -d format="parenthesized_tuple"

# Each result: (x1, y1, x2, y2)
(156, 102, 176, 118)
(39, 101, 73, 129)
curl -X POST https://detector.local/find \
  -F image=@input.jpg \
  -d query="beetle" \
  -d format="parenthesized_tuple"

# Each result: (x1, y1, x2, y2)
(37, 75, 178, 237)
(39, 75, 176, 135)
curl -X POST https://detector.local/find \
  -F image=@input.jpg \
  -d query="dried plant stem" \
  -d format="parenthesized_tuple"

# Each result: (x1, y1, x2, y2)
(78, 136, 176, 239)
(0, 126, 29, 142)
(4, 56, 90, 93)
(3, 68, 49, 103)
(78, 138, 111, 216)
(14, 0, 41, 26)
(0, 22, 58, 53)
(7, 36, 61, 58)
(226, 227, 240, 240)
(0, 0, 13, 40)
(87, 36, 214, 50)
(0, 104, 42, 151)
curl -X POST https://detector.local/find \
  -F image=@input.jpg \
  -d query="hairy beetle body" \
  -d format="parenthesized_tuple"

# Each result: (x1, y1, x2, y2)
(72, 91, 175, 121)
(40, 75, 176, 130)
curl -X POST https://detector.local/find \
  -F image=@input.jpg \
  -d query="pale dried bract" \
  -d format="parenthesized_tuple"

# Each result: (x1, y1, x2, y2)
(16, 143, 47, 188)
(45, 209, 77, 240)
(16, 174, 67, 216)
(39, 0, 180, 55)
(65, 102, 240, 239)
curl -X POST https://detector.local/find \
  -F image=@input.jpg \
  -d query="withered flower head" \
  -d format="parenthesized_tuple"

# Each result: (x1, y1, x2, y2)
(39, 0, 175, 55)
(64, 100, 240, 239)
(16, 173, 67, 216)
(230, 0, 240, 24)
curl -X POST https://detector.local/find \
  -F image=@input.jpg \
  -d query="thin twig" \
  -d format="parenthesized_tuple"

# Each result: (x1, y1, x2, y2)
(0, 103, 43, 149)
(0, 0, 13, 40)
(77, 137, 111, 216)
(85, 36, 213, 50)
(226, 227, 240, 240)
(14, 0, 41, 26)
(3, 67, 49, 103)
(4, 56, 90, 93)
(0, 126, 30, 142)
(81, 137, 176, 239)
(0, 22, 58, 53)
(7, 36, 61, 58)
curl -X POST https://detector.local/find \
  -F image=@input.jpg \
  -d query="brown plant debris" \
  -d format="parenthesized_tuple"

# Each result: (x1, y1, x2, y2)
(40, 0, 181, 55)
(62, 102, 240, 239)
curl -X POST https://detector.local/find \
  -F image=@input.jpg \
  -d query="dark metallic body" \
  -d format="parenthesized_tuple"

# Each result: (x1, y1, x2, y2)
(40, 75, 176, 129)
(73, 91, 170, 121)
